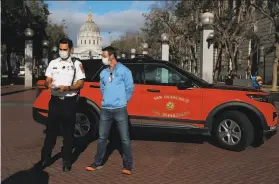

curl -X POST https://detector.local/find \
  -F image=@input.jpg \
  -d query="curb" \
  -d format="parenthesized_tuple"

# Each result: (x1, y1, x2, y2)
(1, 88, 36, 96)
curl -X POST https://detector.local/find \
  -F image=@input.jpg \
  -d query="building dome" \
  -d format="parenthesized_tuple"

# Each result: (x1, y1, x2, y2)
(77, 9, 101, 42)
(73, 8, 102, 60)
(79, 20, 100, 33)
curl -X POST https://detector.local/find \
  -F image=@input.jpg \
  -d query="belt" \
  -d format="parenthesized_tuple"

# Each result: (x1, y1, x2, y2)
(51, 95, 77, 100)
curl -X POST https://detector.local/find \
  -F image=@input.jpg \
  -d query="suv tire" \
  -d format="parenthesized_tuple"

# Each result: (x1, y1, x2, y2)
(74, 107, 99, 141)
(212, 110, 254, 152)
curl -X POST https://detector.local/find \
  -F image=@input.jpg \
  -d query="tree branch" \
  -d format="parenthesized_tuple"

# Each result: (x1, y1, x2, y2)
(250, 3, 276, 24)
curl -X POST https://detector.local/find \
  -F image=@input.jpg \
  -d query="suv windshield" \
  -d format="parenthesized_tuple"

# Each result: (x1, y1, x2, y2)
(166, 62, 212, 87)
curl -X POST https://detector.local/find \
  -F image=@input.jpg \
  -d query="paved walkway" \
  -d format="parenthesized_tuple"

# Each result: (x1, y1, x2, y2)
(1, 91, 279, 184)
(1, 85, 35, 96)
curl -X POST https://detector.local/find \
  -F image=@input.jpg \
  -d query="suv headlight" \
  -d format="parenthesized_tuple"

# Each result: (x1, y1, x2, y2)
(246, 94, 271, 103)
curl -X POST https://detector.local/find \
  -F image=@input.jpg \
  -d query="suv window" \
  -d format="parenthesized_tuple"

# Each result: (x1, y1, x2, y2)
(144, 64, 186, 86)
(93, 63, 144, 84)
(167, 62, 210, 87)
(124, 63, 144, 84)
(92, 66, 105, 82)
(81, 59, 102, 81)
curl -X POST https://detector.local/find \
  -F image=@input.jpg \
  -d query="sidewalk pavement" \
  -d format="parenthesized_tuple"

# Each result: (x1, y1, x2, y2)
(1, 85, 35, 96)
(260, 84, 277, 91)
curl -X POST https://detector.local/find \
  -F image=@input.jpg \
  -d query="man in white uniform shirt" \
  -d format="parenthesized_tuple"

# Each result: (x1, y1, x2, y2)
(41, 38, 85, 172)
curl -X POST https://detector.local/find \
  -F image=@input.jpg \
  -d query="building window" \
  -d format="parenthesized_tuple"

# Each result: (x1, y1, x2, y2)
(81, 40, 82, 44)
(97, 40, 99, 44)
(93, 40, 95, 44)
(89, 40, 91, 44)
(84, 40, 86, 44)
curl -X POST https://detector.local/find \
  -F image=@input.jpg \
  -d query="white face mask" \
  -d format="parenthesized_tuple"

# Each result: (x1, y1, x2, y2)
(102, 57, 110, 65)
(59, 50, 70, 59)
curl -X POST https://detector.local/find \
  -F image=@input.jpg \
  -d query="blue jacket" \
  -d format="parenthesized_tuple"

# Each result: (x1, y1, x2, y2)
(251, 76, 259, 89)
(100, 63, 134, 109)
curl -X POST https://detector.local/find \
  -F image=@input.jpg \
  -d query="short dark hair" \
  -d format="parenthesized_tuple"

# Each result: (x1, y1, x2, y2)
(102, 46, 117, 58)
(59, 38, 73, 49)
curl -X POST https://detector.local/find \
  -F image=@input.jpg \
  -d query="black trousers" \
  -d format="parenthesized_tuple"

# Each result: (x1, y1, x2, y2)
(41, 95, 77, 164)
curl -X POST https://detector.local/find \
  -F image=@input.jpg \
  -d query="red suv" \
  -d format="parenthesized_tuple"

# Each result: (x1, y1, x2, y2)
(33, 57, 278, 151)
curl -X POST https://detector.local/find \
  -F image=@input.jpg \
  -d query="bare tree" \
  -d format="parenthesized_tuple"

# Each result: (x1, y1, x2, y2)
(141, 1, 201, 68)
(208, 1, 258, 75)
(111, 32, 145, 56)
(250, 0, 279, 91)
(141, 0, 258, 79)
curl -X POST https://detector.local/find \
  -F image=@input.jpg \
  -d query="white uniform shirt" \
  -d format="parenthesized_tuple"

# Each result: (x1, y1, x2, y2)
(45, 56, 85, 97)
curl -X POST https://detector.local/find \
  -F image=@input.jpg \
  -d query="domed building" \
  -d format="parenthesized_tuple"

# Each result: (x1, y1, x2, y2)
(72, 9, 102, 60)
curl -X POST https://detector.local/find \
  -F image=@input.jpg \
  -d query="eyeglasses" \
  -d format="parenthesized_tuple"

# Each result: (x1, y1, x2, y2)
(109, 72, 114, 83)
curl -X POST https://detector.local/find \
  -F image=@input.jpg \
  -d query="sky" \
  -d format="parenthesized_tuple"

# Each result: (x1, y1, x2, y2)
(46, 1, 158, 47)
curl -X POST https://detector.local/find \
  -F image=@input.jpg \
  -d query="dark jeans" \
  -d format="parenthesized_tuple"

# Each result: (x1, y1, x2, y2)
(41, 96, 76, 165)
(93, 107, 133, 170)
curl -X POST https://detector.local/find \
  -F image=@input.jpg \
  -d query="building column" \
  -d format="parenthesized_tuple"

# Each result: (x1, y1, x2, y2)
(200, 29, 214, 83)
(199, 12, 214, 84)
(25, 40, 33, 87)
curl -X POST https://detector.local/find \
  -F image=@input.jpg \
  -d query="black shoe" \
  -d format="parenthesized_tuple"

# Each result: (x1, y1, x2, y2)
(41, 148, 52, 168)
(63, 165, 72, 172)
(41, 157, 52, 168)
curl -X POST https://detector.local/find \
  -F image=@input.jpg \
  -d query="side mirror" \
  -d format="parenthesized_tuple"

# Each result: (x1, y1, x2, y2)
(177, 80, 193, 90)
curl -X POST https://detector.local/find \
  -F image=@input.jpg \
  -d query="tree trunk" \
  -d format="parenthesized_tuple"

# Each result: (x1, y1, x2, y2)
(234, 50, 238, 73)
(6, 45, 13, 83)
(225, 41, 235, 73)
(271, 43, 279, 91)
(230, 57, 234, 72)
(217, 53, 222, 80)
(231, 48, 238, 72)
(190, 45, 198, 75)
(213, 46, 222, 81)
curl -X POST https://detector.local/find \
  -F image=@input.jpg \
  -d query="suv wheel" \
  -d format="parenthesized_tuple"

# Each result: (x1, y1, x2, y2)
(212, 110, 254, 152)
(74, 107, 99, 140)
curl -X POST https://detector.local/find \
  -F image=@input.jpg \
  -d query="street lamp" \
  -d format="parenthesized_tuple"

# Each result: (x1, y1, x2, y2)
(51, 46, 59, 60)
(130, 48, 136, 59)
(24, 27, 34, 37)
(161, 33, 169, 42)
(42, 39, 49, 72)
(52, 46, 58, 52)
(199, 11, 214, 83)
(200, 12, 214, 26)
(161, 33, 169, 61)
(142, 43, 148, 55)
(24, 26, 34, 87)
(42, 40, 49, 47)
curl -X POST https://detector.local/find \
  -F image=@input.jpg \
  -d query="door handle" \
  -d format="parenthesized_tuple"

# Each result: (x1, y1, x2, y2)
(147, 89, 160, 92)
(89, 85, 100, 88)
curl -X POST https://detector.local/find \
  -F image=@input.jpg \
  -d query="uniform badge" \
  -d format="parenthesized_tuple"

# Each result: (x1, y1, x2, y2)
(80, 64, 85, 73)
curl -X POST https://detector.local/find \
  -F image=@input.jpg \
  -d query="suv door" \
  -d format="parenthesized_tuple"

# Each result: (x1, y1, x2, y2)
(84, 62, 145, 125)
(81, 64, 105, 108)
(142, 63, 203, 126)
(123, 63, 145, 125)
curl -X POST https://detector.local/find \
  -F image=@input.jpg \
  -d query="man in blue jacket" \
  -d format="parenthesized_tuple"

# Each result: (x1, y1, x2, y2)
(85, 46, 134, 175)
